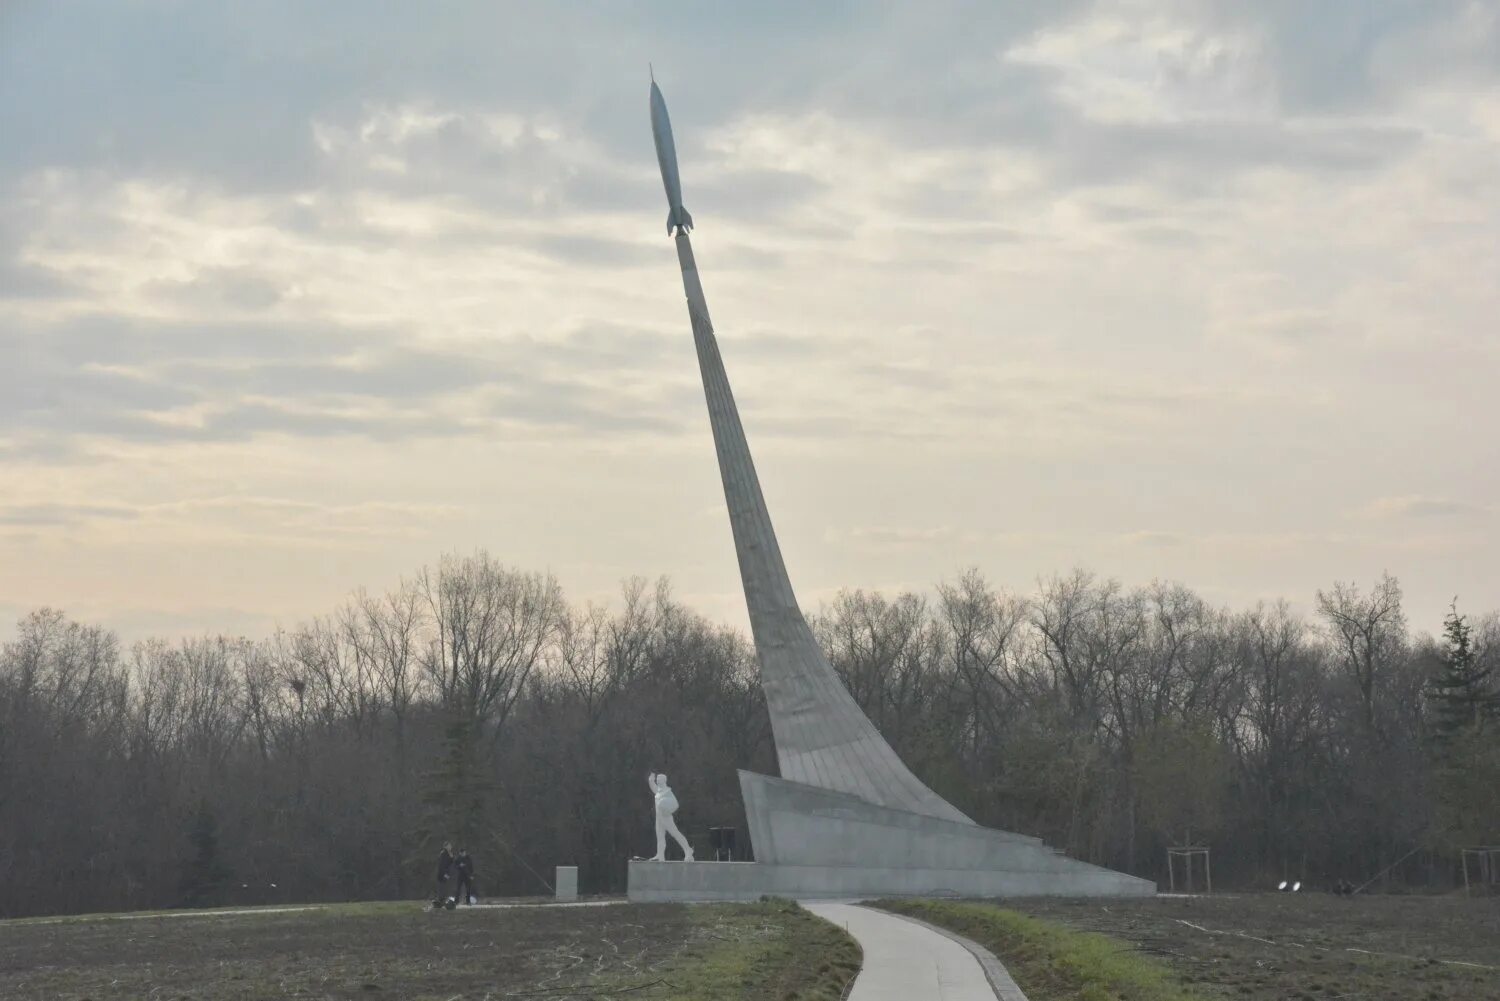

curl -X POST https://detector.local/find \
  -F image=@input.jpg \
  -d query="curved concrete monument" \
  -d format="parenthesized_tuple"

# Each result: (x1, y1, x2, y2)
(673, 229, 971, 826)
(629, 77, 1153, 901)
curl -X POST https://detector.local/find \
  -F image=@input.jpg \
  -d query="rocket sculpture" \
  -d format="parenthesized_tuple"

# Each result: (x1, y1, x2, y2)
(648, 73, 973, 822)
(649, 73, 694, 236)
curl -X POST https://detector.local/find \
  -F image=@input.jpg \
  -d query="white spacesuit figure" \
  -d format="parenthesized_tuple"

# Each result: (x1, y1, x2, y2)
(648, 772, 694, 862)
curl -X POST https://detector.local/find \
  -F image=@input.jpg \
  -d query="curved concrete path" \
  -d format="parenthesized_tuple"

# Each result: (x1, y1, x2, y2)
(804, 902, 1027, 1001)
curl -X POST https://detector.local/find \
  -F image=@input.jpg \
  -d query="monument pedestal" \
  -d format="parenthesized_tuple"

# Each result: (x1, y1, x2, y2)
(628, 859, 1154, 902)
(627, 771, 1154, 902)
(641, 93, 1154, 906)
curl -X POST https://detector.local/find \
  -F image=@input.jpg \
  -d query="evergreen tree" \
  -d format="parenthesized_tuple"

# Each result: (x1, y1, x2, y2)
(1427, 602, 1500, 742)
(177, 801, 233, 908)
(419, 715, 495, 854)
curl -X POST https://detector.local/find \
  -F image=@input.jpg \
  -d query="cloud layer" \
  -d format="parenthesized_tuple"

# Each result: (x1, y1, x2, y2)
(2, 0, 1496, 638)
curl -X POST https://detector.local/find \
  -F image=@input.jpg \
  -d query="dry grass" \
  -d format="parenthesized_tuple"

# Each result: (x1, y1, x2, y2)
(996, 893, 1500, 1001)
(0, 898, 859, 1000)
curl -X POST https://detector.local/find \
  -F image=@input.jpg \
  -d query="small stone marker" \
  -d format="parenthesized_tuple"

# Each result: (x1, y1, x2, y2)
(555, 866, 578, 902)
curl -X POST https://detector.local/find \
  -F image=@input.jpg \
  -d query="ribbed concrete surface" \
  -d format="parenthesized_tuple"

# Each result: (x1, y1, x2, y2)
(804, 902, 1026, 1000)
(674, 231, 970, 825)
(627, 858, 1155, 902)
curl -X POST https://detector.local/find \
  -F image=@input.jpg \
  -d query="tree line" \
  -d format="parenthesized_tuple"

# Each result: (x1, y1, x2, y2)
(2, 552, 1496, 918)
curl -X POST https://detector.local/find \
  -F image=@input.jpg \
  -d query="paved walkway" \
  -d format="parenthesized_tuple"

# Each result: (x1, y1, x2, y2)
(803, 902, 1027, 1001)
(465, 900, 624, 910)
(10, 905, 328, 926)
(10, 899, 624, 926)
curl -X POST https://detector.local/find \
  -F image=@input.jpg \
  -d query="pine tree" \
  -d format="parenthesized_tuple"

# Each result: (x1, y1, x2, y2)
(419, 715, 495, 855)
(177, 801, 233, 908)
(1427, 602, 1500, 742)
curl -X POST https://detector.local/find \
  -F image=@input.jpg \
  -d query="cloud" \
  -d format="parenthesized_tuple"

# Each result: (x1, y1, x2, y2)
(727, 330, 830, 359)
(526, 233, 654, 269)
(1001, 9, 1424, 191)
(145, 267, 286, 310)
(1358, 495, 1492, 520)
(0, 503, 140, 527)
(837, 526, 959, 548)
(852, 362, 956, 392)
(0, 257, 76, 299)
(1120, 530, 1185, 548)
(1, 311, 696, 448)
(1006, 6, 1277, 125)
(0, 494, 460, 548)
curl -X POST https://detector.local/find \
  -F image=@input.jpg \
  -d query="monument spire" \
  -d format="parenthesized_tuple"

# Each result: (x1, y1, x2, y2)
(652, 77, 971, 824)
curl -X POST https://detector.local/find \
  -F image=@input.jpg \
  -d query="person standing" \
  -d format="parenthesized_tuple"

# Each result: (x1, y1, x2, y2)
(454, 847, 475, 905)
(434, 842, 454, 907)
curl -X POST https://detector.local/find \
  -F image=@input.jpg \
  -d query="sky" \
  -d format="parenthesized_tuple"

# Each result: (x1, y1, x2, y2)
(2, 0, 1497, 643)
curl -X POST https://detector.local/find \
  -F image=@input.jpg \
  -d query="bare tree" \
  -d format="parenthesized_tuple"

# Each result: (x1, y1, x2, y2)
(356, 582, 428, 739)
(3, 561, 1492, 917)
(934, 569, 1026, 758)
(1316, 573, 1407, 736)
(419, 552, 566, 738)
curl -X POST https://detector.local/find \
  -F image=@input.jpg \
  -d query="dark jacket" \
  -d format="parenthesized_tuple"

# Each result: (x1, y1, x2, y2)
(437, 848, 454, 881)
(455, 852, 473, 879)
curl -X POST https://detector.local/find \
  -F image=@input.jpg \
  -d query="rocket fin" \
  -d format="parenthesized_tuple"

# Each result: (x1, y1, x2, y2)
(667, 206, 694, 235)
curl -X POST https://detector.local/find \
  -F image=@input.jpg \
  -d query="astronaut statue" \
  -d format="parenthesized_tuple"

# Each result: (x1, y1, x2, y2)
(648, 772, 694, 862)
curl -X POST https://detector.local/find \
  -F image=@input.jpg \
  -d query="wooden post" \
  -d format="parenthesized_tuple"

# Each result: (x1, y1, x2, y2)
(1459, 847, 1500, 897)
(1167, 847, 1210, 894)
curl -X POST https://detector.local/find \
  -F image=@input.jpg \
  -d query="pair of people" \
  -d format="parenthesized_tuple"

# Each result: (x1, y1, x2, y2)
(435, 842, 476, 906)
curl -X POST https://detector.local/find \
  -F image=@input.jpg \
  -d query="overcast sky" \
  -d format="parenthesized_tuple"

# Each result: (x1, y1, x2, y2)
(2, 0, 1496, 642)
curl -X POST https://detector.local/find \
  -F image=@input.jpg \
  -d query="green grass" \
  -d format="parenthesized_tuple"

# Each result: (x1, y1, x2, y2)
(875, 899, 1210, 1001)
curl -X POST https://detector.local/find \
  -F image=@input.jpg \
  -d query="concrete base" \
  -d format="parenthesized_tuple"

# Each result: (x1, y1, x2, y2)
(627, 771, 1154, 902)
(555, 866, 578, 902)
(628, 859, 1154, 902)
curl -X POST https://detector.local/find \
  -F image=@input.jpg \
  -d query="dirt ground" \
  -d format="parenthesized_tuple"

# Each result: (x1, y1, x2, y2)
(1009, 893, 1500, 1001)
(0, 899, 856, 1001)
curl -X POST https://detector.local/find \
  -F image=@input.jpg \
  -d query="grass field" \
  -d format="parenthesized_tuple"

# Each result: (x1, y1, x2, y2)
(882, 893, 1500, 1001)
(0, 898, 859, 1001)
